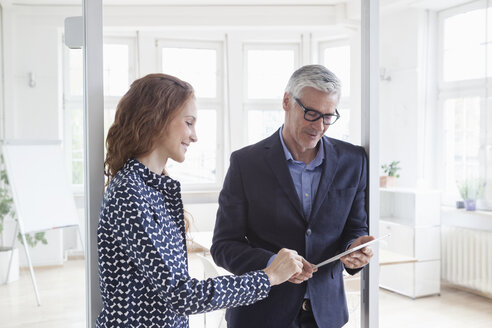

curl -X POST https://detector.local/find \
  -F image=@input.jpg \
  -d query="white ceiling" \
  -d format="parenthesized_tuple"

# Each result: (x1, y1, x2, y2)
(1, 0, 343, 5)
(0, 0, 474, 11)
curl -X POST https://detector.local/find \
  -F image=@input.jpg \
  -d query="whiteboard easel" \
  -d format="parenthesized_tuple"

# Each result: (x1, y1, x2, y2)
(1, 141, 83, 306)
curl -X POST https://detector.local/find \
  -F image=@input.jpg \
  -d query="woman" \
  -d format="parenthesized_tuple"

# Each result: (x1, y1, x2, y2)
(97, 73, 306, 327)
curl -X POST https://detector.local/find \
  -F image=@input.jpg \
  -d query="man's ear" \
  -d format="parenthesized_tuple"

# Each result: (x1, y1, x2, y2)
(282, 92, 291, 112)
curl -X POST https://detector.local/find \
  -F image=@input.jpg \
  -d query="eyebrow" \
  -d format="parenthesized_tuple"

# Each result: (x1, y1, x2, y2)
(185, 115, 197, 121)
(302, 103, 336, 115)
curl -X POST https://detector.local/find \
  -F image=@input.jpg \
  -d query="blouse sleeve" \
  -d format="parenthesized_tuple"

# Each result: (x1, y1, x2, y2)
(109, 193, 271, 316)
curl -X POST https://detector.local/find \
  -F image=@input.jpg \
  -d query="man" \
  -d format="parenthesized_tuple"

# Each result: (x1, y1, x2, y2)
(211, 65, 374, 328)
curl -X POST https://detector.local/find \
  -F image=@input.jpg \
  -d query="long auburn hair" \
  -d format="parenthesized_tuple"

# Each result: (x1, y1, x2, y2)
(104, 73, 194, 233)
(104, 73, 194, 183)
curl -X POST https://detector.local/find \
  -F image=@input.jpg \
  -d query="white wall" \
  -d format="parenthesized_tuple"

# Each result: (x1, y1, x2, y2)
(3, 7, 81, 140)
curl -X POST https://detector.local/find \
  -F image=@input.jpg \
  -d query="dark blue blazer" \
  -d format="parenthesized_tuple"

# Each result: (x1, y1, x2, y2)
(211, 130, 368, 328)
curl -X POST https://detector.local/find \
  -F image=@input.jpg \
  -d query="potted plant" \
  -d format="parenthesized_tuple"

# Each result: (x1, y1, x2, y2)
(457, 179, 486, 211)
(380, 161, 401, 188)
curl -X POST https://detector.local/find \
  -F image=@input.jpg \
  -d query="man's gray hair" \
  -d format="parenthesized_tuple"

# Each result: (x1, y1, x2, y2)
(285, 64, 341, 99)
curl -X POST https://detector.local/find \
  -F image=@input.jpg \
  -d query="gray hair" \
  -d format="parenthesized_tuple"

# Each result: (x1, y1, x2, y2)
(284, 64, 341, 99)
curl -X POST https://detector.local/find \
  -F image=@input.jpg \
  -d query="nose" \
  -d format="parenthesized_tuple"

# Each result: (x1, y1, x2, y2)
(313, 117, 324, 131)
(190, 130, 198, 143)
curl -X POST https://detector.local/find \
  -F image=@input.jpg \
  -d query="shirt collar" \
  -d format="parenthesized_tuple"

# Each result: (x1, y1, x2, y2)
(278, 126, 325, 169)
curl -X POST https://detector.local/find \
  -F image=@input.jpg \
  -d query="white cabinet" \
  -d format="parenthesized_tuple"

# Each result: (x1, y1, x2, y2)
(379, 188, 441, 298)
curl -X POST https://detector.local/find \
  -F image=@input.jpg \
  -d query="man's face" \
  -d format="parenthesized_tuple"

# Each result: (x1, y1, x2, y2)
(283, 86, 339, 153)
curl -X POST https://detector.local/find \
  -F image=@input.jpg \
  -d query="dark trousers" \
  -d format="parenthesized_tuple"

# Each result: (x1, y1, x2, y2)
(290, 299, 318, 328)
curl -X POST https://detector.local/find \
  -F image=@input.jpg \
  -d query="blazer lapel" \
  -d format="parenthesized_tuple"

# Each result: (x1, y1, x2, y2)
(264, 130, 305, 220)
(310, 137, 338, 221)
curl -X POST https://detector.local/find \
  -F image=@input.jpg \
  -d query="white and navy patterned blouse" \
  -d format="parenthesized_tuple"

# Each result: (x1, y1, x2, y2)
(96, 158, 271, 327)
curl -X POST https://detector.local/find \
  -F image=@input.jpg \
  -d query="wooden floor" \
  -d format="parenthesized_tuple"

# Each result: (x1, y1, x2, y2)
(1, 256, 491, 328)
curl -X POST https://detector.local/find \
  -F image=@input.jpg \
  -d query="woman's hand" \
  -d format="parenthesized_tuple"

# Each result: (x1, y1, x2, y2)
(263, 248, 304, 286)
(288, 258, 318, 284)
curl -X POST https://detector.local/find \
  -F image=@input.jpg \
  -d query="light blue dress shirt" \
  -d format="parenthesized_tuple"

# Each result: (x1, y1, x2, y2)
(278, 127, 324, 219)
(268, 127, 325, 299)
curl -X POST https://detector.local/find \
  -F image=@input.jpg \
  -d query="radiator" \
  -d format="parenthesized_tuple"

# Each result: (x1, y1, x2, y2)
(441, 226, 492, 298)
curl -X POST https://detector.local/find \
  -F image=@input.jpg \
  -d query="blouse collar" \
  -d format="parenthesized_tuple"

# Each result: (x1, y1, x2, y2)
(125, 158, 181, 195)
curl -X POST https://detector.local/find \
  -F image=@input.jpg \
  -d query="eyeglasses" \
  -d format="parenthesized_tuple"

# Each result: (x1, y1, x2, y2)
(294, 98, 340, 126)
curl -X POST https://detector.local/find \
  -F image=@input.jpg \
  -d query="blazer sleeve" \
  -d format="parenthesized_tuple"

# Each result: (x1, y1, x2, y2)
(110, 195, 271, 316)
(340, 146, 370, 275)
(211, 152, 275, 275)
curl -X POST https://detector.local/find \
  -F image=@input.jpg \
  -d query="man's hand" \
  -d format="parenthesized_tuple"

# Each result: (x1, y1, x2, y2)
(288, 258, 318, 284)
(340, 235, 374, 269)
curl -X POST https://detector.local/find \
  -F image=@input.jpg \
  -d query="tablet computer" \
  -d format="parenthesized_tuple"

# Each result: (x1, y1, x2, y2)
(315, 234, 391, 268)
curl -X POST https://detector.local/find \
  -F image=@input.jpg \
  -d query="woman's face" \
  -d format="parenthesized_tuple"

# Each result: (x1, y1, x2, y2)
(155, 98, 198, 164)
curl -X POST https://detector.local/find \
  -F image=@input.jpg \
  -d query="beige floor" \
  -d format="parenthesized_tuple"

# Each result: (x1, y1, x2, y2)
(379, 285, 492, 328)
(1, 256, 491, 328)
(0, 259, 86, 328)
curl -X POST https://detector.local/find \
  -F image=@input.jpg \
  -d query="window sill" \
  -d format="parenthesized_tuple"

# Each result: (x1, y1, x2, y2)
(71, 185, 84, 197)
(181, 190, 220, 204)
(441, 206, 492, 232)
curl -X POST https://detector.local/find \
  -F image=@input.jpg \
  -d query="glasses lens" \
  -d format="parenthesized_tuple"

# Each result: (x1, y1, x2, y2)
(304, 110, 320, 121)
(326, 115, 340, 125)
(323, 116, 334, 125)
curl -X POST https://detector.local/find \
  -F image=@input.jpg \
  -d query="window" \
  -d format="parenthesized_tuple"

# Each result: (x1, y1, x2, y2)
(63, 37, 135, 188)
(161, 47, 217, 98)
(244, 44, 299, 144)
(322, 44, 351, 97)
(158, 40, 223, 189)
(442, 8, 485, 82)
(440, 1, 492, 209)
(102, 38, 136, 150)
(444, 97, 481, 190)
(319, 41, 351, 142)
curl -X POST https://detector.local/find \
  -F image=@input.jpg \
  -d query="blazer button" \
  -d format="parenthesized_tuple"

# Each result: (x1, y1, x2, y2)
(306, 228, 312, 236)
